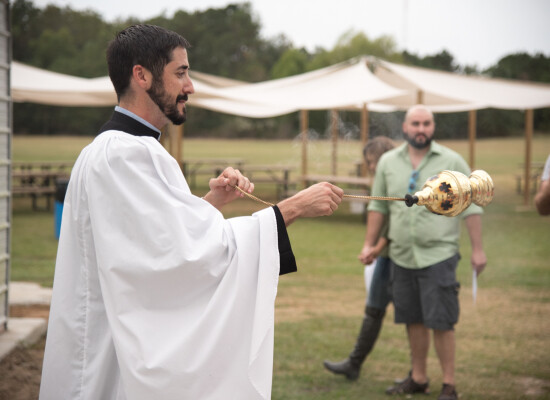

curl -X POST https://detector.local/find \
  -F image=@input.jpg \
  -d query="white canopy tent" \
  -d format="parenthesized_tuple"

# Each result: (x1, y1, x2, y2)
(192, 58, 407, 176)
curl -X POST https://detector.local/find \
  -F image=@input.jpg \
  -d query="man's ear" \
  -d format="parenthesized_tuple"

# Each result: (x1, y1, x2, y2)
(132, 65, 153, 90)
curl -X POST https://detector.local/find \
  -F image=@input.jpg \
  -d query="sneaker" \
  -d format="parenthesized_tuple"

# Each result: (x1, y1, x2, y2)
(385, 375, 430, 395)
(438, 383, 458, 400)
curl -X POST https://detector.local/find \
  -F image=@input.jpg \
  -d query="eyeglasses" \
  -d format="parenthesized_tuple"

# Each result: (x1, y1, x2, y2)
(408, 170, 419, 193)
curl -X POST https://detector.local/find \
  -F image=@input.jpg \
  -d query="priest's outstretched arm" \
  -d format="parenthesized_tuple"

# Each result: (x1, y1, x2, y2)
(276, 182, 344, 226)
(203, 167, 344, 224)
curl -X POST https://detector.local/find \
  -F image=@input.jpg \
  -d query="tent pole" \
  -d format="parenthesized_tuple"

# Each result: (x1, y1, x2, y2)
(360, 103, 369, 176)
(331, 109, 338, 175)
(176, 124, 184, 169)
(524, 109, 534, 206)
(468, 110, 476, 169)
(301, 110, 309, 186)
(417, 90, 424, 104)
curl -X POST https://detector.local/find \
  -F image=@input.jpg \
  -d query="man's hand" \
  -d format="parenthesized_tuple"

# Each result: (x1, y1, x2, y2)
(471, 248, 487, 276)
(277, 182, 344, 226)
(203, 167, 254, 210)
(465, 214, 486, 276)
(359, 236, 388, 265)
(358, 244, 377, 265)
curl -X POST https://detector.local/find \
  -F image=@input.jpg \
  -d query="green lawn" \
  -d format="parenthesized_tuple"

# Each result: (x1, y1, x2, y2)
(10, 134, 550, 399)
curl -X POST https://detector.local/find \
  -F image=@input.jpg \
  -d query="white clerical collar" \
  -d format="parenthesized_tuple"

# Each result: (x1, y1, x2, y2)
(115, 106, 162, 139)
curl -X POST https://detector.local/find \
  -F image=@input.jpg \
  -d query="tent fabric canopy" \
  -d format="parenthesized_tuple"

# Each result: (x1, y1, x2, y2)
(200, 58, 406, 112)
(11, 57, 550, 114)
(11, 61, 117, 106)
(372, 59, 550, 111)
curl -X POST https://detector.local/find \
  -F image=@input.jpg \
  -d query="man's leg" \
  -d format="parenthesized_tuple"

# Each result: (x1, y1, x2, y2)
(433, 329, 455, 385)
(323, 306, 386, 380)
(407, 323, 430, 384)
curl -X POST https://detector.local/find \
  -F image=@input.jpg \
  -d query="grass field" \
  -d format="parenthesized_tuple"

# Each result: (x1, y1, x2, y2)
(9, 134, 550, 399)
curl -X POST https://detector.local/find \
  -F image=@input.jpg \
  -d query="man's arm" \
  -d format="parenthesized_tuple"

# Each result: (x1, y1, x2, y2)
(276, 182, 344, 226)
(464, 214, 487, 276)
(358, 211, 386, 265)
(535, 179, 550, 216)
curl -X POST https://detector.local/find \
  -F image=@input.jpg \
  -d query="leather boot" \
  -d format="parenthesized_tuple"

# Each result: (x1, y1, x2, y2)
(323, 306, 385, 380)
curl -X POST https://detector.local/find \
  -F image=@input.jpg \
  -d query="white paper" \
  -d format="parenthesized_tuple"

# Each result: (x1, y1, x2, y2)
(472, 270, 477, 304)
(364, 260, 376, 294)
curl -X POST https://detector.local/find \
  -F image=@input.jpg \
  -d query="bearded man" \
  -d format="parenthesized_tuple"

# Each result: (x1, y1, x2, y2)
(360, 105, 486, 400)
(39, 24, 343, 400)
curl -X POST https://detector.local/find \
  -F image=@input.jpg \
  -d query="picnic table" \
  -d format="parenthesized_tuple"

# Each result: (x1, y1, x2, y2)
(241, 165, 295, 199)
(302, 174, 372, 194)
(182, 158, 245, 188)
(516, 161, 545, 195)
(12, 161, 73, 210)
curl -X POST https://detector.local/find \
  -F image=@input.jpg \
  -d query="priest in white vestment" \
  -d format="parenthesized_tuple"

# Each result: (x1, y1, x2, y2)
(39, 24, 343, 400)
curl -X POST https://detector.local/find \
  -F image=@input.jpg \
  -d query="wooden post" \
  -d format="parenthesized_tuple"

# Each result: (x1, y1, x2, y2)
(174, 124, 183, 169)
(468, 110, 476, 169)
(524, 109, 534, 206)
(300, 110, 309, 186)
(331, 109, 338, 175)
(360, 103, 369, 176)
(165, 126, 173, 155)
(416, 90, 424, 105)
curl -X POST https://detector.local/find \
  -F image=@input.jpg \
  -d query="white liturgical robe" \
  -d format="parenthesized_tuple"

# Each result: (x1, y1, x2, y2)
(39, 113, 293, 400)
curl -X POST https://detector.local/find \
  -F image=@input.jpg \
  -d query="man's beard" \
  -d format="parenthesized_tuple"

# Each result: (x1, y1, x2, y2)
(147, 78, 187, 125)
(404, 133, 432, 149)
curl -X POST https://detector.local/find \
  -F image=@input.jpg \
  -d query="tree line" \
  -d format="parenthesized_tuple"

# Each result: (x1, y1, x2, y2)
(11, 0, 550, 139)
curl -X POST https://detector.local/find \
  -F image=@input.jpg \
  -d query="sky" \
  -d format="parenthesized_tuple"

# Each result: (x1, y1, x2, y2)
(31, 0, 550, 70)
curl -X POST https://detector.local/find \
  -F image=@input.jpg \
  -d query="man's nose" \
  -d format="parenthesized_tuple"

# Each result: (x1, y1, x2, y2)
(185, 79, 195, 94)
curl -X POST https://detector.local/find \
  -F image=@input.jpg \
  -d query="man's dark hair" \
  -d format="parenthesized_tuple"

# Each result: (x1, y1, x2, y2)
(106, 24, 191, 101)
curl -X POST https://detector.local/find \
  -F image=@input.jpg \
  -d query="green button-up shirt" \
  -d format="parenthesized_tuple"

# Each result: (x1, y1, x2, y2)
(368, 141, 482, 269)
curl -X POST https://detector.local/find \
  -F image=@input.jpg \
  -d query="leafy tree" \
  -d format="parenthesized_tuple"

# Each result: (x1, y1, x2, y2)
(12, 0, 114, 135)
(270, 48, 309, 79)
(308, 30, 402, 71)
(402, 49, 457, 72)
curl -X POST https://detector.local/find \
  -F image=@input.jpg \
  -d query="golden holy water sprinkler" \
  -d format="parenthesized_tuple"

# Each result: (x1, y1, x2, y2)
(404, 170, 494, 217)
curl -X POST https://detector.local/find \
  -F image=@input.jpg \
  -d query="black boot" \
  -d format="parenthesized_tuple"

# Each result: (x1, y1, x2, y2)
(323, 306, 385, 380)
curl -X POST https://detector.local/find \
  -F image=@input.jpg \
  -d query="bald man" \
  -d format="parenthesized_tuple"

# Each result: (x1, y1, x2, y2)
(360, 105, 486, 400)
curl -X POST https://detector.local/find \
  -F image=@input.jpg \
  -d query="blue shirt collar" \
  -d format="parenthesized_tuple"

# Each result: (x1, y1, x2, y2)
(115, 106, 162, 138)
